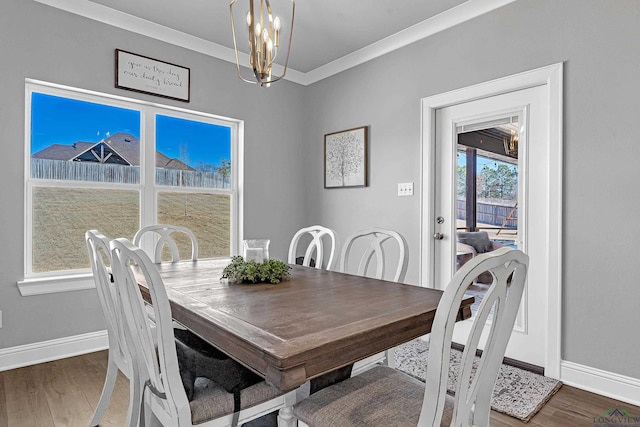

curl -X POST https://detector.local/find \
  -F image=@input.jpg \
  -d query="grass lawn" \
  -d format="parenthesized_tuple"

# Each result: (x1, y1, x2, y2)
(32, 187, 230, 272)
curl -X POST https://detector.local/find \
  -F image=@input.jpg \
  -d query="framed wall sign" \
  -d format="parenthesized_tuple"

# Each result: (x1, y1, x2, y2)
(115, 49, 190, 102)
(324, 126, 368, 188)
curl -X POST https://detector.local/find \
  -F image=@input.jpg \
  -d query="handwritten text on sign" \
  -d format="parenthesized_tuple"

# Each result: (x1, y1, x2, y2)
(116, 50, 190, 101)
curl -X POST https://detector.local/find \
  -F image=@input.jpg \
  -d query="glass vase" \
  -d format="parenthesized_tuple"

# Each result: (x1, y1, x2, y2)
(242, 239, 270, 263)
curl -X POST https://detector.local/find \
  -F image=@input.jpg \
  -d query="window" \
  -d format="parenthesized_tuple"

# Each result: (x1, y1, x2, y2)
(24, 81, 240, 281)
(155, 115, 232, 260)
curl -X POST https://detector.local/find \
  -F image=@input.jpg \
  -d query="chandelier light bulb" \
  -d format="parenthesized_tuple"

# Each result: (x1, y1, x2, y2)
(274, 16, 281, 30)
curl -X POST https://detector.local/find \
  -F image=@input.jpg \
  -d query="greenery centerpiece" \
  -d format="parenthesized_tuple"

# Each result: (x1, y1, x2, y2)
(222, 256, 291, 284)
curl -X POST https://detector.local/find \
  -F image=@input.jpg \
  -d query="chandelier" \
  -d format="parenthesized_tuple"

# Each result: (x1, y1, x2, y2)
(229, 0, 295, 87)
(503, 129, 519, 158)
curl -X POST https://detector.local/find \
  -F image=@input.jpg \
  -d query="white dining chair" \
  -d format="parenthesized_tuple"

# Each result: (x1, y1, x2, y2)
(288, 225, 337, 270)
(134, 224, 198, 329)
(86, 230, 141, 427)
(340, 228, 408, 371)
(110, 237, 297, 427)
(133, 224, 199, 263)
(339, 227, 408, 282)
(294, 247, 529, 427)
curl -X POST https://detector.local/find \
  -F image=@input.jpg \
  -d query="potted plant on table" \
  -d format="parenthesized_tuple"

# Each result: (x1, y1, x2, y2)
(222, 256, 291, 284)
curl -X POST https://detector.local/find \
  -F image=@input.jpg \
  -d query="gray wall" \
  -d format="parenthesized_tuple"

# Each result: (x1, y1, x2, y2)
(1, 0, 639, 384)
(303, 0, 640, 379)
(0, 0, 307, 348)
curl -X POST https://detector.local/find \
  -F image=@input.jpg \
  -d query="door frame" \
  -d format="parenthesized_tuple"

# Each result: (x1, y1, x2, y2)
(419, 63, 563, 378)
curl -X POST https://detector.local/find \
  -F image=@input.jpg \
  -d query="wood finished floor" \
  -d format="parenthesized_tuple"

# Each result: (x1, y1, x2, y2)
(0, 350, 637, 427)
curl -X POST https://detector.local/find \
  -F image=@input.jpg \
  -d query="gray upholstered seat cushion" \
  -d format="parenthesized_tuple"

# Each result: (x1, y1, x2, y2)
(457, 231, 492, 254)
(293, 366, 454, 427)
(190, 377, 284, 424)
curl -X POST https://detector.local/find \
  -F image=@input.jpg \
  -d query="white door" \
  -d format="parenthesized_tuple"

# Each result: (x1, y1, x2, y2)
(432, 85, 548, 367)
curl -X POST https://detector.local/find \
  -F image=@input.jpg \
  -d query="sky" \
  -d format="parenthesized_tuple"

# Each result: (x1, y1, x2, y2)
(30, 92, 231, 167)
(156, 115, 231, 167)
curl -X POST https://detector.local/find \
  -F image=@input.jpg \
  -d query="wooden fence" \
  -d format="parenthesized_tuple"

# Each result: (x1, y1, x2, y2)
(31, 158, 229, 189)
(155, 168, 229, 189)
(31, 158, 139, 183)
(457, 198, 518, 228)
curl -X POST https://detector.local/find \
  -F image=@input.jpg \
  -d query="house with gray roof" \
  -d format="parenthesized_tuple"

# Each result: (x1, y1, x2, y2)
(32, 132, 194, 170)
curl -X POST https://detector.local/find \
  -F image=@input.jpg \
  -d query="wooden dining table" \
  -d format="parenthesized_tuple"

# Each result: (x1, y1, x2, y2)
(134, 258, 473, 392)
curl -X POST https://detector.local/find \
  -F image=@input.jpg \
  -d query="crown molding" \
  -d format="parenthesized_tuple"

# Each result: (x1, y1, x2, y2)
(34, 0, 516, 86)
(303, 0, 517, 85)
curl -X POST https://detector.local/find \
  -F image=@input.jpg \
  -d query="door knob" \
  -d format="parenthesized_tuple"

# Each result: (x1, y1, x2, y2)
(433, 232, 444, 240)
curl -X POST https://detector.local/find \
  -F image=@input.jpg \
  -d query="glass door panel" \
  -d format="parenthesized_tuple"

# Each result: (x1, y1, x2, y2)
(455, 119, 520, 315)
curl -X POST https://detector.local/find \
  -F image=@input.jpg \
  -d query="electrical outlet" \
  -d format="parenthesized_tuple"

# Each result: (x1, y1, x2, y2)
(397, 182, 414, 196)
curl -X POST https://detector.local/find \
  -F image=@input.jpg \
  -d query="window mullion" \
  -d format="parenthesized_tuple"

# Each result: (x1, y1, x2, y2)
(141, 108, 157, 230)
(232, 121, 244, 256)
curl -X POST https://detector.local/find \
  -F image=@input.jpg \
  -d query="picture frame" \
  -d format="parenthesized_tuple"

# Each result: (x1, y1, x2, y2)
(324, 126, 368, 188)
(115, 49, 190, 102)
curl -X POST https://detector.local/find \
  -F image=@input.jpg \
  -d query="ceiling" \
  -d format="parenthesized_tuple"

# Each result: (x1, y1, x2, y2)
(37, 0, 516, 85)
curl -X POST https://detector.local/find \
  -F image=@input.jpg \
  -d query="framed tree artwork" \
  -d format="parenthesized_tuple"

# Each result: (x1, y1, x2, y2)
(324, 126, 368, 188)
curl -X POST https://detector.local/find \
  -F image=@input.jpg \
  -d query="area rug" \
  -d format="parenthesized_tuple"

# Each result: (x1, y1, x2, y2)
(395, 339, 562, 422)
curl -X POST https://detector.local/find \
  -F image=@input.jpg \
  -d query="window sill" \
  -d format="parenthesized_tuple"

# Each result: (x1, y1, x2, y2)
(17, 274, 96, 296)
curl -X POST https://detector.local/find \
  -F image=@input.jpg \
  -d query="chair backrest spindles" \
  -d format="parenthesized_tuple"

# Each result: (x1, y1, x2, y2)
(288, 225, 337, 270)
(133, 224, 198, 263)
(340, 228, 408, 282)
(86, 230, 130, 372)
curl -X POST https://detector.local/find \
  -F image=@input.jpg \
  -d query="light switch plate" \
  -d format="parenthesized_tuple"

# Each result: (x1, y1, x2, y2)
(398, 182, 414, 196)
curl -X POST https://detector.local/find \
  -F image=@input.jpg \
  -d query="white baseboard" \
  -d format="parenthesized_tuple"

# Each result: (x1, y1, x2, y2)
(0, 330, 108, 372)
(561, 360, 640, 407)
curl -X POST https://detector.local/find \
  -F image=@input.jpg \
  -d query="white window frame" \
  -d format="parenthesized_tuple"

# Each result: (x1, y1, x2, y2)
(18, 79, 243, 296)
